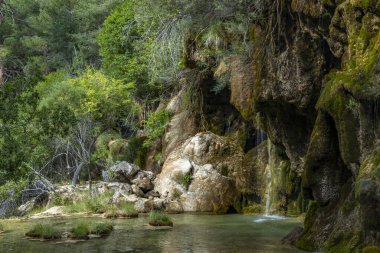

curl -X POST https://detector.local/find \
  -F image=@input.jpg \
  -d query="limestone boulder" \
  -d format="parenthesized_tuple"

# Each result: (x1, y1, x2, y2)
(102, 162, 139, 183)
(131, 171, 155, 193)
(214, 56, 255, 119)
(155, 132, 242, 213)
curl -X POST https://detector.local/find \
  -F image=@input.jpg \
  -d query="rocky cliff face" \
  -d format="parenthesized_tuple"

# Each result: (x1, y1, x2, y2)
(251, 0, 380, 252)
(133, 0, 380, 252)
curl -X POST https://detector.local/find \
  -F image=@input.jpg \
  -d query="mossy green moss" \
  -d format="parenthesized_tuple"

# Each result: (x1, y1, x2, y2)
(242, 204, 262, 214)
(363, 246, 380, 253)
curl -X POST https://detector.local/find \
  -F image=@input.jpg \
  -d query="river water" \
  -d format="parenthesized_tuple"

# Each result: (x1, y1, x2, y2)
(0, 214, 306, 253)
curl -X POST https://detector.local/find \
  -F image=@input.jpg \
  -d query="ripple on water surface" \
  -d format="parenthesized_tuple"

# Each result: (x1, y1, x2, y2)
(0, 214, 307, 253)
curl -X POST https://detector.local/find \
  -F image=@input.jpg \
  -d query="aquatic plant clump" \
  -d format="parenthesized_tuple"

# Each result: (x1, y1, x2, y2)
(90, 223, 114, 236)
(148, 211, 173, 227)
(0, 223, 4, 232)
(25, 223, 61, 239)
(70, 222, 90, 240)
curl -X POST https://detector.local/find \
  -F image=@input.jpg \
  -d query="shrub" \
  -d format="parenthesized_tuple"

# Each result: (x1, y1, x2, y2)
(174, 172, 193, 189)
(90, 223, 114, 236)
(71, 222, 90, 240)
(25, 223, 61, 239)
(143, 110, 172, 148)
(0, 179, 29, 202)
(148, 211, 173, 227)
(85, 198, 107, 214)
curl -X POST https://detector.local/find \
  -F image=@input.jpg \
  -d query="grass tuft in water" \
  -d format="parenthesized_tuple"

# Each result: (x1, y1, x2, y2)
(148, 211, 173, 227)
(25, 223, 61, 239)
(70, 222, 90, 240)
(90, 223, 114, 236)
(0, 222, 4, 232)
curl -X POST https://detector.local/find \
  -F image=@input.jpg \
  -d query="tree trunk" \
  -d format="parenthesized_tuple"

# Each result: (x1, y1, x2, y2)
(71, 163, 84, 186)
(87, 165, 92, 197)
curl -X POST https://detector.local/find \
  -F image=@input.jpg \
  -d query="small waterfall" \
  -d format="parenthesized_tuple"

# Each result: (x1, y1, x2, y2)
(255, 129, 266, 147)
(264, 140, 272, 215)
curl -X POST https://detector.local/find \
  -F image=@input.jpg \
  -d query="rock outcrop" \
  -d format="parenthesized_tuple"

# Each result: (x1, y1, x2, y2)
(155, 132, 242, 212)
(249, 0, 380, 251)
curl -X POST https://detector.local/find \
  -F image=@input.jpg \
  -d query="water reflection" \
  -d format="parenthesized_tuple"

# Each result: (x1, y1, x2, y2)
(0, 214, 305, 253)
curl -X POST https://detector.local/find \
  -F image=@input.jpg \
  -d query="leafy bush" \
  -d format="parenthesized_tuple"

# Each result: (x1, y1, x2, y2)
(143, 110, 172, 148)
(90, 223, 114, 235)
(174, 172, 193, 189)
(0, 179, 28, 202)
(71, 222, 90, 240)
(149, 211, 173, 227)
(36, 69, 140, 129)
(26, 223, 61, 239)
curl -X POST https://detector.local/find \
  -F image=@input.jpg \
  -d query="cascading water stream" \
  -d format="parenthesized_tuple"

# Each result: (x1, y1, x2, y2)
(254, 139, 287, 223)
(264, 140, 272, 216)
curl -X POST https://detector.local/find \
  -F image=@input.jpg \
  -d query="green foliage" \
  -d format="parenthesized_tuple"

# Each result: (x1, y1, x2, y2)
(148, 211, 173, 227)
(154, 152, 163, 162)
(104, 203, 138, 219)
(97, 1, 148, 84)
(52, 196, 73, 206)
(143, 110, 172, 148)
(0, 0, 122, 81)
(0, 179, 28, 201)
(71, 222, 90, 239)
(0, 0, 122, 181)
(90, 223, 114, 235)
(0, 223, 4, 232)
(85, 198, 107, 214)
(64, 192, 111, 214)
(174, 172, 193, 189)
(0, 0, 264, 185)
(36, 69, 140, 129)
(26, 223, 61, 239)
